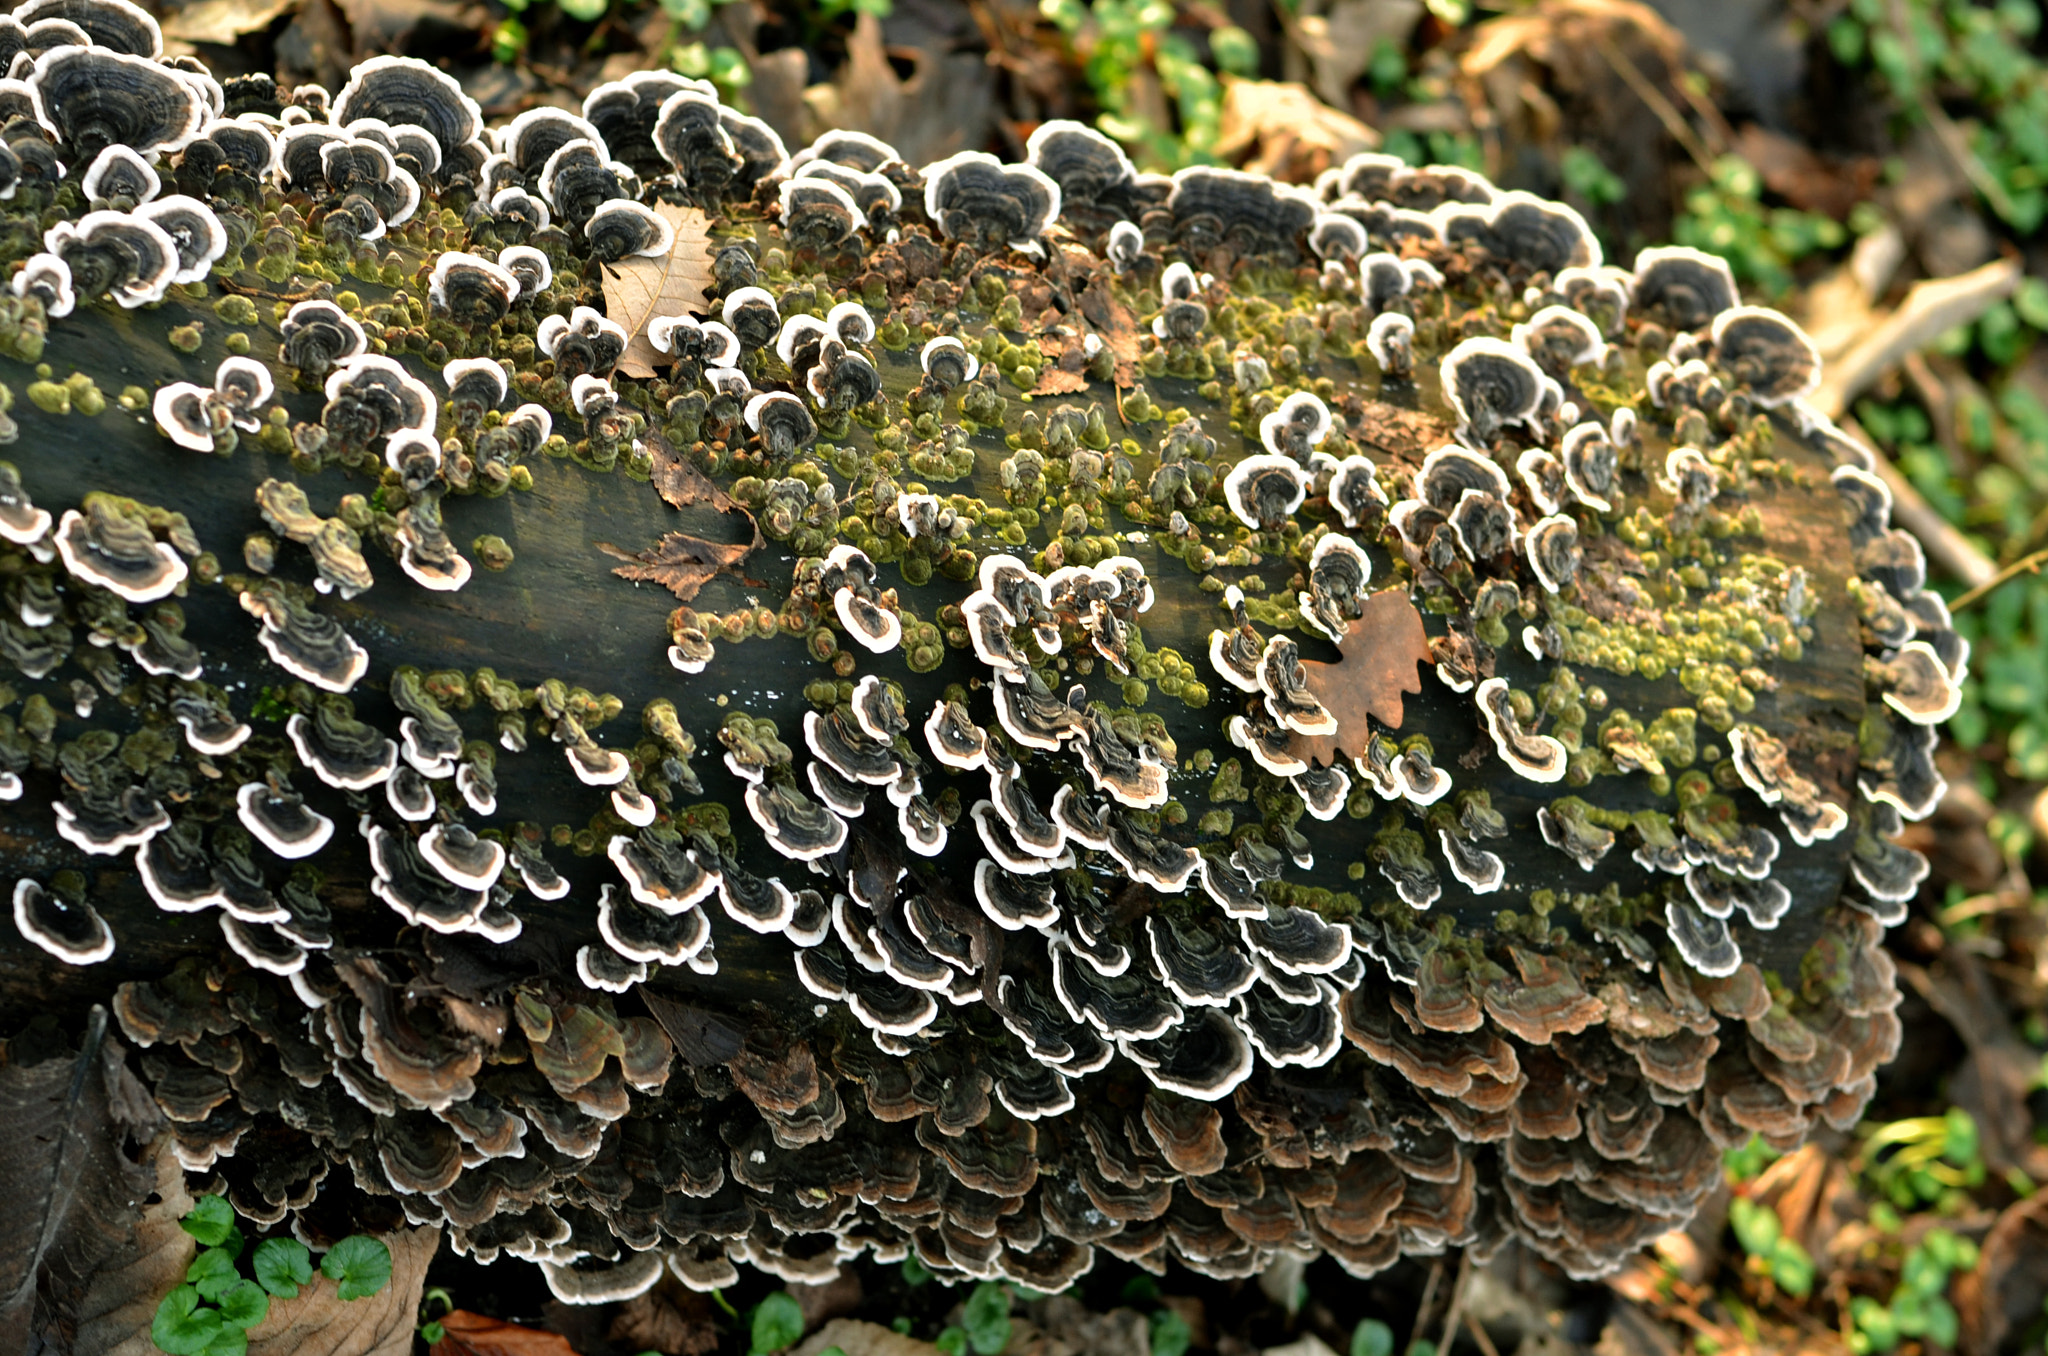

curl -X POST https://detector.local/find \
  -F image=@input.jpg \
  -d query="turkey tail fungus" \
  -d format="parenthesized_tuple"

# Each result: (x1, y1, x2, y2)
(0, 37, 1935, 1299)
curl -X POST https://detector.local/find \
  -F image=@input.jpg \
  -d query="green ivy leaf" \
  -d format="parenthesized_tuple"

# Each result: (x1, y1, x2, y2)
(1350, 1320, 1394, 1356)
(217, 1279, 270, 1330)
(201, 1326, 249, 1356)
(936, 1327, 968, 1356)
(180, 1196, 236, 1248)
(321, 1235, 393, 1301)
(152, 1286, 226, 1356)
(963, 1281, 1012, 1356)
(559, 0, 608, 19)
(253, 1237, 314, 1299)
(187, 1247, 242, 1302)
(750, 1290, 804, 1354)
(1150, 1309, 1192, 1356)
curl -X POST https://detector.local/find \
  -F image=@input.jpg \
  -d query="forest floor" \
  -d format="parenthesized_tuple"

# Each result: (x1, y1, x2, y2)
(134, 0, 2048, 1351)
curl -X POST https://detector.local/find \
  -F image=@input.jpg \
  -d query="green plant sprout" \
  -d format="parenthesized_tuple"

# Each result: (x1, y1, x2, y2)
(1671, 156, 1848, 297)
(1859, 1108, 1986, 1210)
(1845, 1228, 1977, 1353)
(750, 1291, 806, 1355)
(1722, 1134, 1783, 1184)
(1728, 1196, 1816, 1298)
(418, 1286, 455, 1346)
(153, 1195, 392, 1356)
(1826, 0, 2048, 231)
(1351, 1319, 1395, 1356)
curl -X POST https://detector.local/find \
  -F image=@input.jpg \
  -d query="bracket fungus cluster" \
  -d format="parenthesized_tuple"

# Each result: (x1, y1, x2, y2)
(0, 32, 1936, 1298)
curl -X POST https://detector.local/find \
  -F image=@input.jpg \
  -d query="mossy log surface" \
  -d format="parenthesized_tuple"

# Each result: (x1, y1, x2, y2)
(0, 278, 1864, 1006)
(0, 69, 1933, 1292)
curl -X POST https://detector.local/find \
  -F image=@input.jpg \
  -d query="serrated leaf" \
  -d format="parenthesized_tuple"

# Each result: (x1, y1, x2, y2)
(598, 203, 714, 379)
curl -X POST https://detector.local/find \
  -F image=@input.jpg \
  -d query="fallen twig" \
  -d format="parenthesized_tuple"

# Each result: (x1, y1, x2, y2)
(1949, 544, 2048, 610)
(1811, 257, 2022, 420)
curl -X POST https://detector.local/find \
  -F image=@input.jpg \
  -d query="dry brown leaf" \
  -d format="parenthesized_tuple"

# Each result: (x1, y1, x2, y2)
(609, 1277, 721, 1356)
(72, 1134, 193, 1356)
(646, 431, 736, 514)
(1077, 276, 1141, 390)
(1213, 78, 1379, 182)
(431, 1310, 582, 1356)
(601, 203, 714, 380)
(1287, 590, 1433, 767)
(598, 527, 759, 604)
(244, 1226, 440, 1356)
(161, 0, 300, 44)
(792, 1319, 942, 1356)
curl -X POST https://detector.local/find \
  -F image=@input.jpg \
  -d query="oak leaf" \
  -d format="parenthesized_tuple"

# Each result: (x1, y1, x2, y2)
(1287, 589, 1433, 767)
(600, 203, 715, 380)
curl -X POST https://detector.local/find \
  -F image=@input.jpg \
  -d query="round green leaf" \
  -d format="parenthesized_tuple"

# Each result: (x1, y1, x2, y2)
(201, 1326, 249, 1356)
(321, 1235, 393, 1301)
(217, 1279, 270, 1331)
(936, 1327, 968, 1356)
(963, 1282, 1012, 1356)
(1150, 1309, 1192, 1356)
(180, 1196, 235, 1248)
(152, 1286, 226, 1356)
(751, 1290, 805, 1354)
(558, 0, 608, 18)
(186, 1247, 241, 1302)
(1350, 1320, 1394, 1356)
(253, 1237, 314, 1299)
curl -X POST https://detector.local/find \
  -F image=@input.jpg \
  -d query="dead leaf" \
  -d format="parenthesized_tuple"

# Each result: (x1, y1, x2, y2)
(72, 1135, 194, 1356)
(0, 1007, 164, 1350)
(599, 528, 758, 604)
(1287, 589, 1433, 767)
(798, 13, 992, 167)
(1213, 78, 1380, 182)
(1291, 0, 1424, 109)
(1030, 368, 1090, 397)
(601, 203, 715, 380)
(432, 1310, 582, 1356)
(793, 1319, 941, 1356)
(610, 1276, 721, 1356)
(646, 431, 736, 514)
(1956, 1189, 2048, 1356)
(244, 1226, 439, 1356)
(1076, 276, 1141, 390)
(161, 0, 300, 44)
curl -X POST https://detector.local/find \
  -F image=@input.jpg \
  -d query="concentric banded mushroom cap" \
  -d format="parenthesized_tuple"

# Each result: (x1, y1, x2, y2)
(921, 150, 1061, 249)
(13, 876, 114, 964)
(331, 55, 482, 161)
(43, 208, 178, 308)
(29, 45, 204, 159)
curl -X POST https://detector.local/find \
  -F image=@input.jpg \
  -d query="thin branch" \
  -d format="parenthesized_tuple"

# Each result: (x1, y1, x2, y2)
(1435, 1250, 1472, 1356)
(1589, 32, 1716, 179)
(1811, 257, 2022, 419)
(1949, 545, 2048, 611)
